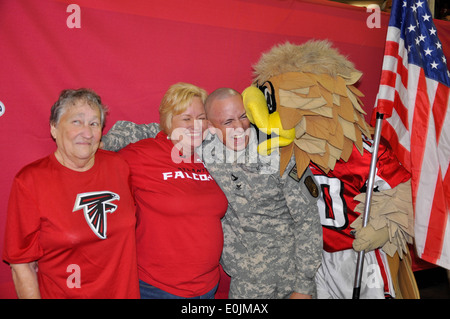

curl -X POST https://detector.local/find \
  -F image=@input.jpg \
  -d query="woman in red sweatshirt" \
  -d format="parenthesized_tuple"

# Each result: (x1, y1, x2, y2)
(119, 83, 228, 299)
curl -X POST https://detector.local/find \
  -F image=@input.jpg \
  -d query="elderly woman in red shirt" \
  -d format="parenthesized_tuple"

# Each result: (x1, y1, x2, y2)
(3, 89, 139, 298)
(119, 83, 228, 299)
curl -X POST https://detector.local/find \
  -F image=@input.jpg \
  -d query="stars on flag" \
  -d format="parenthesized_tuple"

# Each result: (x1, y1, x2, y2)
(399, 0, 450, 82)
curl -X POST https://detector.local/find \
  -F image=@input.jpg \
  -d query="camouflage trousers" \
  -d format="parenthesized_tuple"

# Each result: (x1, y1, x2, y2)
(222, 230, 298, 299)
(228, 260, 296, 299)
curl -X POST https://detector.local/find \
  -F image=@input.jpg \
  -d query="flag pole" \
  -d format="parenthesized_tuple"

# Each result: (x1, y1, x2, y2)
(352, 112, 384, 299)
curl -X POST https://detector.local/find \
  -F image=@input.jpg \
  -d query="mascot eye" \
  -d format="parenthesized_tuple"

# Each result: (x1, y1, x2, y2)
(257, 81, 277, 114)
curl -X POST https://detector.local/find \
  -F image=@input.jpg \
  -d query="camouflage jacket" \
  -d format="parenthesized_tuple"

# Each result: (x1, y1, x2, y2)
(103, 121, 323, 296)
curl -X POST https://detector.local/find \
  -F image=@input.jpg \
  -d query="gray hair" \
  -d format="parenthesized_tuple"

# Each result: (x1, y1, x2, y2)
(49, 88, 108, 127)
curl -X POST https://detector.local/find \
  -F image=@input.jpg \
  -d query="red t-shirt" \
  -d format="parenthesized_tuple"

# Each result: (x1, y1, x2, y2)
(309, 137, 411, 252)
(3, 150, 139, 299)
(119, 131, 228, 298)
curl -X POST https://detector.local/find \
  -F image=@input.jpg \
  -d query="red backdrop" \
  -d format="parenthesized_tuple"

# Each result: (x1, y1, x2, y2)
(0, 0, 449, 298)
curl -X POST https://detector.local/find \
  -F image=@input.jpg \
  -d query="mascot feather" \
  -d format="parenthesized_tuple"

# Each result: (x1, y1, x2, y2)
(243, 40, 419, 299)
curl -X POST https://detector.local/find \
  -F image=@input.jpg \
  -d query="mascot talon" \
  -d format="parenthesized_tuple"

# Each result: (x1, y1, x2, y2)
(248, 40, 419, 299)
(352, 224, 390, 253)
(352, 180, 415, 259)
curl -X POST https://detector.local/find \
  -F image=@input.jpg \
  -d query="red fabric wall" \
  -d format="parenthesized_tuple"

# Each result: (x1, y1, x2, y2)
(0, 0, 448, 298)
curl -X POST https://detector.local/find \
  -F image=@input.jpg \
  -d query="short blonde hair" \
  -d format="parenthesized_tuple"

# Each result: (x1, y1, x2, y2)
(159, 82, 208, 134)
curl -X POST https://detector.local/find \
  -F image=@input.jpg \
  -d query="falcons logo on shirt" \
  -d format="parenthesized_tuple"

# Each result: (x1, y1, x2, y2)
(73, 191, 120, 239)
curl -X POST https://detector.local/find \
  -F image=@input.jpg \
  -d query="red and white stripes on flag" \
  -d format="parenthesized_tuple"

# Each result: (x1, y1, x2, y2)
(374, 0, 450, 269)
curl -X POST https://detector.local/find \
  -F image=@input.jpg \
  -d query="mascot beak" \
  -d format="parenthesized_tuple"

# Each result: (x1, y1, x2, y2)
(242, 86, 295, 155)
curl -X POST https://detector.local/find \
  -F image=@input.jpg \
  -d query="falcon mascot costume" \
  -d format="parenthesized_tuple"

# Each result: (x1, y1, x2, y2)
(243, 40, 419, 299)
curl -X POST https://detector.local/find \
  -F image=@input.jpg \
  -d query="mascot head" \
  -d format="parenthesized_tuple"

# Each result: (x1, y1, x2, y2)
(243, 40, 372, 177)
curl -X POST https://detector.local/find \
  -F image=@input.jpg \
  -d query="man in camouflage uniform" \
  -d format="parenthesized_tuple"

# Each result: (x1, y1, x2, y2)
(102, 88, 322, 299)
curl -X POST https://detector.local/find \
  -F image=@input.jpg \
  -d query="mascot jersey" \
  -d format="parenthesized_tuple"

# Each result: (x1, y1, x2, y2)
(118, 131, 228, 298)
(3, 150, 139, 298)
(310, 136, 410, 252)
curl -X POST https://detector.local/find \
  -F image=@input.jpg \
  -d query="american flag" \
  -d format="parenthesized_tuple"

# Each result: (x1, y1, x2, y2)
(374, 0, 450, 269)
